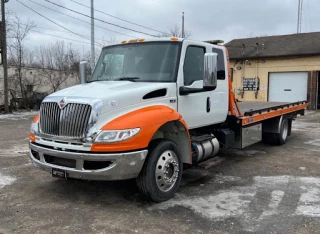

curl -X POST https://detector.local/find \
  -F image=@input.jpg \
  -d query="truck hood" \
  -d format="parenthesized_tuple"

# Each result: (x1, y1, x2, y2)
(48, 81, 176, 114)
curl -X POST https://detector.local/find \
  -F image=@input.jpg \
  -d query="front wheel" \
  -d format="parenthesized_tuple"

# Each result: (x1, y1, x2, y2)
(136, 139, 183, 202)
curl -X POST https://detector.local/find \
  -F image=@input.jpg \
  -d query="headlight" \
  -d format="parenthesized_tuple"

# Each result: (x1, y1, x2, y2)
(95, 128, 140, 143)
(30, 114, 39, 134)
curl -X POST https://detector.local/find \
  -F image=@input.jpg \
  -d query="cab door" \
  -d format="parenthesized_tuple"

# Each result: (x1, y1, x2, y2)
(177, 42, 228, 129)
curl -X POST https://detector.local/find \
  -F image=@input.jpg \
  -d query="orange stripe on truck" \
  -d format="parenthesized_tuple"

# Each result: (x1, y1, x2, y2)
(29, 133, 36, 142)
(91, 105, 187, 152)
(33, 114, 40, 123)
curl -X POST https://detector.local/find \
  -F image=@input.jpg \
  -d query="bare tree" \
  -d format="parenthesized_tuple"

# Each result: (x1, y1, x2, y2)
(158, 24, 192, 38)
(36, 41, 81, 92)
(7, 15, 36, 109)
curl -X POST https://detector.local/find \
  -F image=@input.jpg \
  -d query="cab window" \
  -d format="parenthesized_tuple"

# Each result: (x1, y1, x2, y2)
(183, 46, 205, 85)
(212, 48, 226, 80)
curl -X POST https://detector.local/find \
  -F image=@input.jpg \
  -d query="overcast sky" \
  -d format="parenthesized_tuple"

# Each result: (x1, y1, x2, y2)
(6, 0, 320, 58)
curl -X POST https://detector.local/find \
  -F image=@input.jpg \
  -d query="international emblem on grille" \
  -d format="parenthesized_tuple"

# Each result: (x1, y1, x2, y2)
(59, 99, 65, 109)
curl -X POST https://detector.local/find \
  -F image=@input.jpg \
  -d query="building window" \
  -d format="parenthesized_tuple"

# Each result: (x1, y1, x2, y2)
(26, 85, 33, 92)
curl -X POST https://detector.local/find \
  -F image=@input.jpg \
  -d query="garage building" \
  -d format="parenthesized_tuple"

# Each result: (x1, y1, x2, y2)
(225, 32, 320, 110)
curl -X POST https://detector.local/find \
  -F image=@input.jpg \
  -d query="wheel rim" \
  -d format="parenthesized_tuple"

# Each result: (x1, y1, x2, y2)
(282, 120, 288, 140)
(155, 150, 179, 192)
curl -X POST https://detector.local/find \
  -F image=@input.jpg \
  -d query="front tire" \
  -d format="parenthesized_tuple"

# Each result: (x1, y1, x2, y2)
(136, 139, 183, 202)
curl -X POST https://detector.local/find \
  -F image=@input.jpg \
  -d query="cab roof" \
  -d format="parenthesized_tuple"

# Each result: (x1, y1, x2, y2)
(102, 37, 225, 49)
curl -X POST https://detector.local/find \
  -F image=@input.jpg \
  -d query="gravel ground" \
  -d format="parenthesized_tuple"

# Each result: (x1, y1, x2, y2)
(0, 111, 319, 234)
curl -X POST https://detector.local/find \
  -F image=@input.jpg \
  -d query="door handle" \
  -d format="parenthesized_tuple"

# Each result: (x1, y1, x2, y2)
(206, 97, 211, 113)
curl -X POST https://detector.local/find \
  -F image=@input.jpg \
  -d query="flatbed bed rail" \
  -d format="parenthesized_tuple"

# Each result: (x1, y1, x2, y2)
(242, 101, 308, 116)
(239, 101, 308, 126)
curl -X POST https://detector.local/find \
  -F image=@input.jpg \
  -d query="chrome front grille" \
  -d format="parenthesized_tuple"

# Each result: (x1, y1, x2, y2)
(40, 102, 92, 138)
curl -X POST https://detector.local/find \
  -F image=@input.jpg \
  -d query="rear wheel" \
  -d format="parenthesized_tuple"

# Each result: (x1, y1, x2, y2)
(262, 118, 289, 145)
(136, 139, 183, 202)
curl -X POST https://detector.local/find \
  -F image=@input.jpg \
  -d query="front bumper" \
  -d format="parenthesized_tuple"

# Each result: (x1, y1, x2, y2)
(29, 142, 148, 181)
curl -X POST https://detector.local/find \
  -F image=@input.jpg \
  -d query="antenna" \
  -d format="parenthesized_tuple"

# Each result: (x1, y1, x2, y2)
(182, 12, 185, 38)
(297, 0, 304, 33)
(90, 0, 95, 69)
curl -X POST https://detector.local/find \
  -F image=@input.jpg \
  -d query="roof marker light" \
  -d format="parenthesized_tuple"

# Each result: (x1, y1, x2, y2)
(171, 37, 179, 41)
(138, 38, 145, 42)
(121, 40, 127, 44)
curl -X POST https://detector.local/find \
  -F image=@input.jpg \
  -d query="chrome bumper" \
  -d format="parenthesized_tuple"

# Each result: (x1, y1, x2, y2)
(29, 142, 148, 181)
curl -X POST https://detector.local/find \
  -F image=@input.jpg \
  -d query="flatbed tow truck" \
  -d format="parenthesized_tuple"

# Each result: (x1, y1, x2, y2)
(28, 38, 308, 202)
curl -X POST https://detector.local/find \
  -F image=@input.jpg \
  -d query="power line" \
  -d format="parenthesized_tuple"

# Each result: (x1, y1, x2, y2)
(30, 30, 97, 46)
(27, 0, 135, 38)
(9, 20, 108, 43)
(44, 0, 158, 37)
(16, 0, 104, 47)
(8, 21, 68, 34)
(69, 0, 167, 35)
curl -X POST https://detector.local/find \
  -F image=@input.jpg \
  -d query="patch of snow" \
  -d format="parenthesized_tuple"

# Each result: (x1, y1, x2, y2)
(0, 172, 16, 188)
(299, 176, 320, 186)
(292, 121, 320, 131)
(299, 167, 306, 171)
(0, 111, 39, 120)
(0, 144, 29, 157)
(308, 149, 320, 152)
(215, 175, 242, 183)
(253, 175, 290, 186)
(304, 139, 320, 147)
(291, 128, 309, 132)
(296, 187, 320, 217)
(151, 175, 320, 229)
(3, 162, 32, 171)
(260, 190, 285, 218)
(152, 190, 256, 220)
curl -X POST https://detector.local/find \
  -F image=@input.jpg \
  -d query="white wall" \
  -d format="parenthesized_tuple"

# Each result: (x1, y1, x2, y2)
(0, 65, 80, 105)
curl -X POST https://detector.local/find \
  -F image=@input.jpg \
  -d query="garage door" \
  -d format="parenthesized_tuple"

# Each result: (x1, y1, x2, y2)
(268, 72, 308, 102)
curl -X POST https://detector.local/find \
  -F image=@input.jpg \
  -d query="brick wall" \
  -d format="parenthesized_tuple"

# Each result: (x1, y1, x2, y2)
(307, 71, 318, 110)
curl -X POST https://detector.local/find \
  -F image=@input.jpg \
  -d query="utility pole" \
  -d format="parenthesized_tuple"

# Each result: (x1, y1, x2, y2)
(181, 12, 185, 38)
(90, 0, 95, 70)
(297, 0, 303, 33)
(1, 0, 9, 113)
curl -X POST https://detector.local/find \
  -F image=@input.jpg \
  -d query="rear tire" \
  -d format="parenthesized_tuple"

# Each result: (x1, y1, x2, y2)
(136, 139, 183, 202)
(262, 118, 289, 145)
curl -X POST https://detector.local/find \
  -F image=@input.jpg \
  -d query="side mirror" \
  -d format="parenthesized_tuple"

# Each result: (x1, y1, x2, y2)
(203, 53, 218, 90)
(79, 61, 88, 84)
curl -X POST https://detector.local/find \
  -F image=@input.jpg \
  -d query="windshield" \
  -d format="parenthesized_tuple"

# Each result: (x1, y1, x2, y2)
(90, 42, 181, 82)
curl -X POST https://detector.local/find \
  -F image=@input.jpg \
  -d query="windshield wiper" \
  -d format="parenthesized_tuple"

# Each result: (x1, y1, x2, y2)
(115, 77, 140, 82)
(87, 79, 99, 83)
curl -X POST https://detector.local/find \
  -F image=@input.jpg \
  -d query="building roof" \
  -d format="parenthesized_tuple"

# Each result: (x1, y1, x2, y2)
(224, 32, 320, 60)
